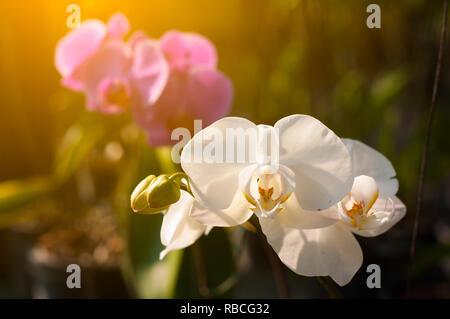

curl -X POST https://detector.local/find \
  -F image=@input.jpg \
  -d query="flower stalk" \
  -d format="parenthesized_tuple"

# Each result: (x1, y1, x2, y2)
(316, 277, 342, 299)
(408, 0, 448, 296)
(250, 216, 290, 299)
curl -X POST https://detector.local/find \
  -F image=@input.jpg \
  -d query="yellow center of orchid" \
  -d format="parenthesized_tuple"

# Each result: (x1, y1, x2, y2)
(256, 173, 282, 212)
(106, 82, 130, 108)
(341, 175, 379, 230)
(242, 165, 294, 218)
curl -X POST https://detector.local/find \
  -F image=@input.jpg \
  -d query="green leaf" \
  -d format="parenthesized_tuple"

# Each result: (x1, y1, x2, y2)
(113, 138, 183, 298)
(129, 213, 183, 298)
(129, 143, 183, 298)
(0, 176, 53, 220)
(370, 68, 408, 108)
(53, 116, 104, 183)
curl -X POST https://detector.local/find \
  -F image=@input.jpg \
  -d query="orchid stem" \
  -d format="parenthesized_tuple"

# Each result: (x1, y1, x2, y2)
(257, 231, 291, 299)
(252, 217, 290, 299)
(316, 277, 342, 299)
(407, 0, 448, 297)
(192, 241, 211, 298)
(169, 171, 193, 195)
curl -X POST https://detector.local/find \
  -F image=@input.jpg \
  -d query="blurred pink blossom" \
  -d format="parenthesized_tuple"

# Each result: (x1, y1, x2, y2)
(55, 15, 233, 145)
(132, 31, 233, 146)
(55, 13, 168, 114)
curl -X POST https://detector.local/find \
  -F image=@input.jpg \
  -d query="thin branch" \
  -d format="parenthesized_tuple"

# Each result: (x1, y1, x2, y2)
(316, 277, 343, 299)
(251, 217, 290, 299)
(407, 0, 448, 296)
(192, 242, 210, 298)
(256, 231, 291, 299)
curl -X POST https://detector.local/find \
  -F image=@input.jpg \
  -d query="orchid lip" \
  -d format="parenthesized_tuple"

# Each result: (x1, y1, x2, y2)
(98, 77, 131, 109)
(240, 163, 295, 219)
(338, 175, 382, 230)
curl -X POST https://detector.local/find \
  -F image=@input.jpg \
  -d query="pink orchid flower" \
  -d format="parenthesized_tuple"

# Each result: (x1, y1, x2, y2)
(131, 30, 233, 146)
(56, 15, 233, 146)
(55, 13, 168, 114)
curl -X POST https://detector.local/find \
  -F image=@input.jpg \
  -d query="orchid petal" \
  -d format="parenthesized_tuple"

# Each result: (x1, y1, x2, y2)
(160, 191, 205, 259)
(107, 13, 130, 39)
(350, 175, 379, 211)
(160, 30, 217, 71)
(189, 191, 252, 227)
(131, 39, 169, 105)
(238, 164, 258, 200)
(82, 40, 131, 108)
(135, 68, 232, 146)
(274, 193, 337, 229)
(186, 67, 233, 124)
(275, 115, 353, 211)
(181, 117, 257, 211)
(128, 31, 148, 51)
(315, 204, 341, 220)
(260, 220, 363, 286)
(55, 20, 106, 80)
(204, 225, 214, 235)
(61, 76, 84, 91)
(343, 138, 398, 198)
(349, 196, 406, 237)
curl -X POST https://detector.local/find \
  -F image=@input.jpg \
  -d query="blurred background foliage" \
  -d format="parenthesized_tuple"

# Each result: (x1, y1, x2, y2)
(0, 0, 449, 298)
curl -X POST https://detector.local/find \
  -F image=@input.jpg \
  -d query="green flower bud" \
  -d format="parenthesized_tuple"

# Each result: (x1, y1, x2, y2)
(130, 175, 156, 213)
(146, 175, 181, 209)
(130, 173, 189, 215)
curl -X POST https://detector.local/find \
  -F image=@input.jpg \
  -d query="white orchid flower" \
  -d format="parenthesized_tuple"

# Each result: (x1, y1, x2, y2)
(260, 139, 406, 286)
(181, 114, 353, 230)
(319, 139, 406, 235)
(160, 190, 213, 260)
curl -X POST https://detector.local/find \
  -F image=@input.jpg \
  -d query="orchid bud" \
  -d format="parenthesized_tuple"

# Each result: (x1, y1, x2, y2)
(146, 175, 181, 210)
(130, 173, 187, 214)
(130, 174, 156, 213)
